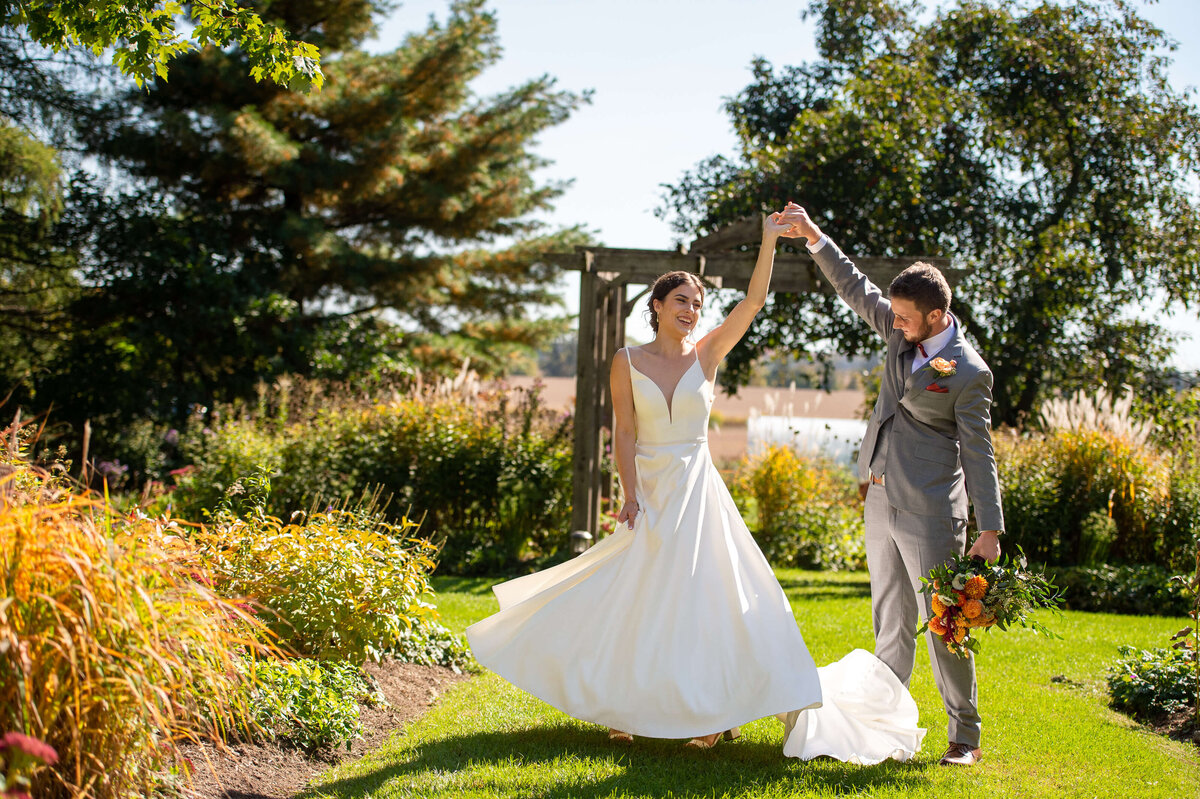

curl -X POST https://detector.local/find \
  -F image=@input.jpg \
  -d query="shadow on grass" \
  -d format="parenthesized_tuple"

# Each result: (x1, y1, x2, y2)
(776, 575, 872, 601)
(429, 576, 498, 596)
(302, 723, 934, 799)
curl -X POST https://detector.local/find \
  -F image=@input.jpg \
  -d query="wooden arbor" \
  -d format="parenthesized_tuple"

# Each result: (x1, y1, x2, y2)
(547, 221, 957, 540)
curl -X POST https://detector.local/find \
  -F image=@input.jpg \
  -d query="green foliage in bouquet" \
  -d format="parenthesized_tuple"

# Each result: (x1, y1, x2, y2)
(916, 549, 1064, 657)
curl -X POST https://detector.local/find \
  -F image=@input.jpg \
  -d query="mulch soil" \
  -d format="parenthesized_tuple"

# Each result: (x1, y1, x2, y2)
(1149, 708, 1200, 748)
(179, 661, 470, 799)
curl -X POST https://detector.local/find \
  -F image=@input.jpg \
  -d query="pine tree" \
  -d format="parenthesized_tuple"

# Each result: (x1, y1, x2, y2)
(54, 0, 586, 426)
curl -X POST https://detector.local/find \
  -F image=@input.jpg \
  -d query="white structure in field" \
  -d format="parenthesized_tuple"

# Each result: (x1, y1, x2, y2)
(747, 412, 868, 467)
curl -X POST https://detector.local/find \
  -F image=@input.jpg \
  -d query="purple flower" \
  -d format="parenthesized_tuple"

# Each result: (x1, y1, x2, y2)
(96, 460, 128, 478)
(0, 732, 59, 765)
(164, 428, 180, 446)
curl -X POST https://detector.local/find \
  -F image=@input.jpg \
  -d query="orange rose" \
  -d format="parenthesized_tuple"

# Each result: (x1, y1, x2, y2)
(929, 617, 948, 636)
(965, 575, 988, 600)
(930, 357, 958, 376)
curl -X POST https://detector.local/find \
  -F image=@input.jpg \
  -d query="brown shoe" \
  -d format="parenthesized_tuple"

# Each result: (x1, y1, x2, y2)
(939, 742, 982, 766)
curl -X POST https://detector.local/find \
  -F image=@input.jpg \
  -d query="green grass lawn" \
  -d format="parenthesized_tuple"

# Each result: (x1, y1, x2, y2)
(304, 570, 1198, 798)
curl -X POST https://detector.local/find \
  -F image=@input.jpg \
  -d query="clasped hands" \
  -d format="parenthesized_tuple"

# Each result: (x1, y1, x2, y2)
(763, 202, 822, 244)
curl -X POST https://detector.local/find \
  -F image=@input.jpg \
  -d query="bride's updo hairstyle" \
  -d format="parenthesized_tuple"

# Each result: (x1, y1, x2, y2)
(647, 271, 705, 334)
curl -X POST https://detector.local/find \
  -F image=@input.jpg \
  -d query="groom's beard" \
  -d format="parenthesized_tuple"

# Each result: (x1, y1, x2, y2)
(903, 318, 934, 343)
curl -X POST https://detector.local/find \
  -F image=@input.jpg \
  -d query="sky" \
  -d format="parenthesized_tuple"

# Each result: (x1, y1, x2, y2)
(369, 0, 1200, 367)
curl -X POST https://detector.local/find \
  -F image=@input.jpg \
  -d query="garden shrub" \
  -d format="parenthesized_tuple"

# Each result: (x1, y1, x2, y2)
(0, 454, 271, 799)
(996, 428, 1175, 567)
(732, 446, 866, 571)
(1049, 564, 1192, 616)
(1162, 449, 1200, 574)
(172, 376, 572, 574)
(392, 622, 475, 670)
(1108, 645, 1198, 720)
(236, 657, 380, 751)
(196, 478, 470, 666)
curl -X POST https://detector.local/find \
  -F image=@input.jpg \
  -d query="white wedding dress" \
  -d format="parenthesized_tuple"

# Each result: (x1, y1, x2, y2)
(466, 351, 925, 762)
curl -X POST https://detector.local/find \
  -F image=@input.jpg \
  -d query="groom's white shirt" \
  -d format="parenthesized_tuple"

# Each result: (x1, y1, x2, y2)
(912, 318, 956, 374)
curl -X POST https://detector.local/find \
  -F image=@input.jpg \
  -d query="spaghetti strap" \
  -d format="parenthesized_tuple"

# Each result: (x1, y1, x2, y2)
(624, 347, 633, 367)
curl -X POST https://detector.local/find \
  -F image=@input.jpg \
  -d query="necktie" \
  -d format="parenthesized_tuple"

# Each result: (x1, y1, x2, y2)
(918, 343, 927, 358)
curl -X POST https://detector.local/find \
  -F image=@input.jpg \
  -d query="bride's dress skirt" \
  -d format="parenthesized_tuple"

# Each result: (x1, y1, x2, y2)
(466, 355, 924, 759)
(466, 435, 823, 738)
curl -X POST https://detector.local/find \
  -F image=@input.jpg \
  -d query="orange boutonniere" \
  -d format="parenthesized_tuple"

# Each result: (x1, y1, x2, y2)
(930, 357, 958, 378)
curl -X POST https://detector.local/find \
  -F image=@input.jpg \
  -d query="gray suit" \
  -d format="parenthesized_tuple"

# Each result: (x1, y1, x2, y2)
(811, 237, 1004, 749)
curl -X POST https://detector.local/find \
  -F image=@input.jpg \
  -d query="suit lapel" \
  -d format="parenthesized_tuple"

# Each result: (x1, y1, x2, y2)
(905, 329, 967, 395)
(891, 338, 914, 398)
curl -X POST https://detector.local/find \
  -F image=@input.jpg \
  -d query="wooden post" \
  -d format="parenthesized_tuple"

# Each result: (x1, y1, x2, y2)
(570, 253, 600, 536)
(587, 284, 609, 531)
(596, 280, 626, 526)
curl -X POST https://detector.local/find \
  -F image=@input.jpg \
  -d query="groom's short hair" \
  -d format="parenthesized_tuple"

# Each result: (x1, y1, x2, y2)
(888, 262, 951, 315)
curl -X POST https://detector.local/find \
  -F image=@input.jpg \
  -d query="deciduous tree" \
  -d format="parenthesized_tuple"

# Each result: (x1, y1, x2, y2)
(661, 0, 1200, 425)
(1, 0, 323, 88)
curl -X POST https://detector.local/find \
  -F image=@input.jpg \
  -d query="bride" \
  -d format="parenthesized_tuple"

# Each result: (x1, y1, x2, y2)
(466, 211, 925, 761)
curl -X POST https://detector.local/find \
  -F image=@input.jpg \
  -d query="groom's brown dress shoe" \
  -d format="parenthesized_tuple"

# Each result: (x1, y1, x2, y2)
(938, 742, 982, 766)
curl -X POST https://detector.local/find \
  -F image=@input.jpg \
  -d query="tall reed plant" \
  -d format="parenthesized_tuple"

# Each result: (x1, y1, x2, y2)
(0, 460, 272, 798)
(999, 385, 1198, 568)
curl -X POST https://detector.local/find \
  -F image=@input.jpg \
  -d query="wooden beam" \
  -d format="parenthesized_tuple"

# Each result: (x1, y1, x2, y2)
(546, 248, 962, 294)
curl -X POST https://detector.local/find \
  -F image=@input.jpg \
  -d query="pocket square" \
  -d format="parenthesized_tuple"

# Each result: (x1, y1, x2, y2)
(926, 383, 949, 393)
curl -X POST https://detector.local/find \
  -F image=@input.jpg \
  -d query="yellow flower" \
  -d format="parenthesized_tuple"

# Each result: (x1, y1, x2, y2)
(953, 626, 968, 643)
(965, 575, 988, 600)
(932, 595, 948, 617)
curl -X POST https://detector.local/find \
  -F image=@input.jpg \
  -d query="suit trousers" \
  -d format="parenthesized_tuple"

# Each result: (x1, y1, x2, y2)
(864, 481, 981, 747)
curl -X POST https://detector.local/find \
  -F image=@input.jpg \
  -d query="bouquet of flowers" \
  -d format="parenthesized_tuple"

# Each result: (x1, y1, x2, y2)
(916, 549, 1064, 658)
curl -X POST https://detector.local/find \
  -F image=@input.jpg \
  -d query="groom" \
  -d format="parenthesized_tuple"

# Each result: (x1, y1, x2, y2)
(780, 203, 1003, 767)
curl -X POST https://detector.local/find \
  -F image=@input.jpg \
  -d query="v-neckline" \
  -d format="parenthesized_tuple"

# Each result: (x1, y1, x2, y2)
(629, 351, 700, 423)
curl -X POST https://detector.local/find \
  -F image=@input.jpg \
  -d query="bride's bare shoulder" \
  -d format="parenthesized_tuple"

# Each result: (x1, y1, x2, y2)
(612, 346, 636, 374)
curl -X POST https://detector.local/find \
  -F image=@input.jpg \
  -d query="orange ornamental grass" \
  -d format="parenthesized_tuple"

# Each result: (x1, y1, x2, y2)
(1, 472, 275, 799)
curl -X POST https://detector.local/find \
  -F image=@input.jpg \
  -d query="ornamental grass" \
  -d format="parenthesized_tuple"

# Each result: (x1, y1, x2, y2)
(0, 461, 274, 798)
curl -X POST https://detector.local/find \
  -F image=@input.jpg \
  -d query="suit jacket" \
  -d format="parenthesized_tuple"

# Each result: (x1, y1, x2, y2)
(811, 238, 1005, 531)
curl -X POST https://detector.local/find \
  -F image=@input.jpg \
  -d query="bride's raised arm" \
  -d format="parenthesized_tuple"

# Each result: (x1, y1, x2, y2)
(697, 211, 791, 372)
